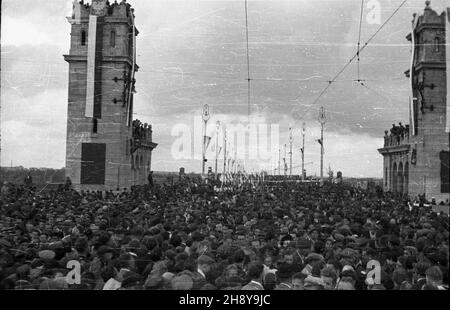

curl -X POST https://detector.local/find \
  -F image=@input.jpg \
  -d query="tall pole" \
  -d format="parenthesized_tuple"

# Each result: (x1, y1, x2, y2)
(278, 148, 281, 176)
(284, 144, 287, 177)
(321, 125, 324, 178)
(215, 121, 220, 177)
(202, 104, 210, 177)
(234, 150, 237, 175)
(318, 107, 326, 179)
(289, 127, 293, 176)
(223, 129, 227, 179)
(302, 122, 306, 179)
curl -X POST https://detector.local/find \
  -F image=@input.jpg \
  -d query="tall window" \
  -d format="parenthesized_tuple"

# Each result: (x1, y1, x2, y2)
(93, 118, 98, 134)
(434, 37, 440, 52)
(81, 30, 87, 46)
(110, 30, 116, 47)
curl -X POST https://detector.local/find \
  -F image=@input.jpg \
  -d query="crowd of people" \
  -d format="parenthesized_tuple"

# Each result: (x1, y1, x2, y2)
(0, 176, 448, 290)
(132, 120, 152, 143)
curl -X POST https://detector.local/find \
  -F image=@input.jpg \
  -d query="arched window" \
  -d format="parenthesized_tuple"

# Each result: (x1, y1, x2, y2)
(385, 168, 388, 186)
(110, 30, 116, 47)
(398, 162, 404, 195)
(81, 30, 87, 46)
(404, 162, 409, 195)
(392, 162, 397, 193)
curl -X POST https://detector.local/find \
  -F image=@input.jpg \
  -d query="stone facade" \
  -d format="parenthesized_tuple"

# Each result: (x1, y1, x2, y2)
(379, 2, 449, 203)
(64, 1, 157, 191)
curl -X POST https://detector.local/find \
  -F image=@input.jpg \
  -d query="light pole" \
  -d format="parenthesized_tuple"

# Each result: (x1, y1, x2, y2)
(215, 121, 220, 177)
(223, 128, 227, 180)
(278, 148, 281, 176)
(318, 107, 326, 179)
(283, 144, 287, 177)
(202, 104, 210, 177)
(301, 122, 306, 179)
(289, 127, 293, 176)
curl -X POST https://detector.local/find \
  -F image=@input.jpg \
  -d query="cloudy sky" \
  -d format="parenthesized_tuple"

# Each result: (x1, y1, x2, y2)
(1, 0, 448, 177)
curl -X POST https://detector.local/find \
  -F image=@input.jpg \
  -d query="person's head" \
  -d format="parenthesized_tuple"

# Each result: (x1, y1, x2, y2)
(263, 272, 277, 290)
(425, 266, 443, 287)
(292, 272, 307, 290)
(392, 268, 409, 288)
(325, 239, 333, 250)
(339, 269, 356, 286)
(277, 263, 294, 284)
(264, 256, 273, 267)
(223, 264, 237, 278)
(320, 267, 337, 290)
(303, 276, 325, 290)
(117, 253, 136, 272)
(247, 262, 264, 282)
(197, 255, 214, 275)
(39, 234, 48, 243)
(310, 230, 319, 241)
(284, 253, 294, 265)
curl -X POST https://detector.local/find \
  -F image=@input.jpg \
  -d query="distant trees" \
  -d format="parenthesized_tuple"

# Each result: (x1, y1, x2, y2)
(0, 167, 65, 189)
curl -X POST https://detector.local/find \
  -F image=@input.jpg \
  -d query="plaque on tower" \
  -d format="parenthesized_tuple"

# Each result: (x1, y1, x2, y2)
(91, 0, 107, 16)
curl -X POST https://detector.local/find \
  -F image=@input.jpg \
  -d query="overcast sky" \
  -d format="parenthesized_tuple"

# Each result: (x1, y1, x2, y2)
(1, 0, 448, 177)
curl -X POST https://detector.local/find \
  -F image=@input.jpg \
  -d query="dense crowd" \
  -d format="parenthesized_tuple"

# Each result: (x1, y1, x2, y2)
(0, 177, 448, 290)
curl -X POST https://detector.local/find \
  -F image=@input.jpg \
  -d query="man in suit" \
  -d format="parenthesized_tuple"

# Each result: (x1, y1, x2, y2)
(242, 262, 264, 290)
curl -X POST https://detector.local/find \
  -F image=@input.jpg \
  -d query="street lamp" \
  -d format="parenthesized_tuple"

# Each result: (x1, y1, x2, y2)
(318, 107, 326, 179)
(202, 104, 210, 177)
(289, 127, 293, 176)
(215, 121, 220, 177)
(301, 122, 306, 179)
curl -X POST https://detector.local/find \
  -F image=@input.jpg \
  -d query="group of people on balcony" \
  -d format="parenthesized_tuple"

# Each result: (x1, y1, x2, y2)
(132, 120, 152, 144)
(384, 123, 410, 147)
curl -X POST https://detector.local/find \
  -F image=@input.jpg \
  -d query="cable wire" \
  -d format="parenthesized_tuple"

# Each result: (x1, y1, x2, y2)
(244, 0, 251, 120)
(292, 0, 408, 124)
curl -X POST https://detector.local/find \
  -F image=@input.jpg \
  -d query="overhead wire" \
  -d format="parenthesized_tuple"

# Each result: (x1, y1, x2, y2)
(291, 0, 409, 124)
(244, 0, 251, 121)
(357, 0, 365, 83)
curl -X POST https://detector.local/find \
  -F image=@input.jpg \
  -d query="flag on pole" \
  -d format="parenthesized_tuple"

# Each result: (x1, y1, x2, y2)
(204, 136, 212, 150)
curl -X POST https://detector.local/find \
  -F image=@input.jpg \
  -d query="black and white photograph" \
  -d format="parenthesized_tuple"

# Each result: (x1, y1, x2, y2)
(0, 0, 449, 298)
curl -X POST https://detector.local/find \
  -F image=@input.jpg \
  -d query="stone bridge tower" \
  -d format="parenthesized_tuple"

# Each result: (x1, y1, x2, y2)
(64, 0, 156, 191)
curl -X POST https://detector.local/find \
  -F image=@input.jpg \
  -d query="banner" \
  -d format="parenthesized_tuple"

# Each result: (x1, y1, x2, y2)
(204, 136, 212, 150)
(410, 14, 419, 135)
(446, 7, 450, 133)
(85, 15, 97, 118)
(127, 9, 137, 127)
